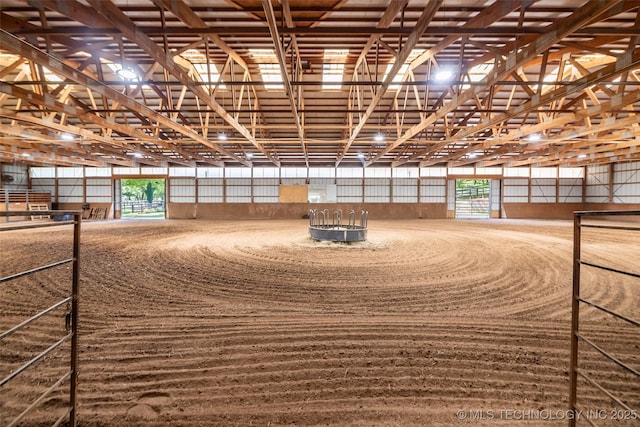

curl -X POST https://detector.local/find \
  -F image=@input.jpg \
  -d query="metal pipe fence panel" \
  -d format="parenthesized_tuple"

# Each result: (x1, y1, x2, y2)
(569, 210, 640, 427)
(0, 210, 81, 427)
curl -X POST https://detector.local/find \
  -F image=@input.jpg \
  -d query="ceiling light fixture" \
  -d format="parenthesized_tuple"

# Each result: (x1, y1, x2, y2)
(528, 133, 542, 142)
(435, 69, 453, 81)
(246, 152, 253, 159)
(218, 133, 228, 141)
(374, 133, 385, 142)
(117, 66, 137, 80)
(60, 132, 74, 141)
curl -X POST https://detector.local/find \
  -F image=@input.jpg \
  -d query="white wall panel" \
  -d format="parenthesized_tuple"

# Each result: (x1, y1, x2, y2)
(503, 178, 528, 203)
(420, 167, 446, 177)
(197, 167, 224, 178)
(226, 186, 251, 197)
(364, 179, 390, 202)
(252, 167, 279, 178)
(419, 178, 446, 203)
(447, 180, 456, 210)
(476, 167, 502, 176)
(226, 178, 252, 186)
(392, 180, 418, 203)
(336, 168, 363, 178)
(586, 164, 610, 202)
(309, 167, 334, 178)
(559, 178, 582, 203)
(85, 167, 111, 177)
(225, 168, 251, 178)
(392, 167, 419, 178)
(448, 167, 474, 175)
(57, 167, 84, 178)
(140, 167, 167, 175)
(30, 167, 56, 178)
(113, 167, 140, 175)
(169, 178, 195, 203)
(253, 178, 279, 186)
(253, 186, 278, 197)
(31, 178, 55, 197)
(504, 167, 530, 177)
(58, 178, 83, 202)
(197, 179, 223, 202)
(364, 168, 391, 178)
(169, 167, 196, 177)
(490, 179, 501, 210)
(531, 177, 556, 202)
(531, 167, 557, 178)
(559, 167, 584, 178)
(281, 167, 307, 178)
(86, 178, 111, 202)
(337, 178, 362, 186)
(309, 178, 334, 185)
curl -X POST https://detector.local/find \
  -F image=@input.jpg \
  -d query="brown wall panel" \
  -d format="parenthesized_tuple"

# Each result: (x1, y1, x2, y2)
(502, 203, 585, 219)
(167, 203, 447, 220)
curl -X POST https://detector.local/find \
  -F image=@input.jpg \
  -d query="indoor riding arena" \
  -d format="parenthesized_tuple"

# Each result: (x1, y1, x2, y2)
(1, 1, 639, 426)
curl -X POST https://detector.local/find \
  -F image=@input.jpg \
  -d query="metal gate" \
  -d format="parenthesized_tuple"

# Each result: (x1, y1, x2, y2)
(0, 210, 81, 426)
(570, 210, 640, 426)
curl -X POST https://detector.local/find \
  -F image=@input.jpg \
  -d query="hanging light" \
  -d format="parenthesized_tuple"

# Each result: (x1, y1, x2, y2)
(374, 133, 385, 142)
(117, 66, 137, 80)
(435, 69, 453, 81)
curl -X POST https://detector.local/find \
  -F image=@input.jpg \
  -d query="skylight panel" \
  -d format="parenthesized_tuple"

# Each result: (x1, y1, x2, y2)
(461, 62, 494, 89)
(249, 49, 283, 90)
(323, 49, 348, 90)
(22, 64, 63, 86)
(382, 49, 425, 91)
(180, 49, 225, 90)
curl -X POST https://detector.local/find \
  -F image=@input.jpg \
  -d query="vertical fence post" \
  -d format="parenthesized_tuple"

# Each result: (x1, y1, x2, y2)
(69, 212, 81, 426)
(569, 212, 581, 426)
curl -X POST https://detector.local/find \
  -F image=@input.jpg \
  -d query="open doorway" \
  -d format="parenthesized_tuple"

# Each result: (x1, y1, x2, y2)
(121, 179, 166, 219)
(455, 179, 490, 219)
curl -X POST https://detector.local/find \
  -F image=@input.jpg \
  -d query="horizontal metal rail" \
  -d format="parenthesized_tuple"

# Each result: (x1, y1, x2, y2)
(0, 220, 75, 232)
(579, 297, 640, 327)
(0, 210, 79, 217)
(0, 333, 71, 387)
(0, 297, 71, 341)
(580, 223, 640, 232)
(8, 370, 72, 427)
(576, 333, 640, 377)
(575, 210, 640, 216)
(0, 258, 73, 284)
(576, 369, 635, 413)
(580, 259, 640, 280)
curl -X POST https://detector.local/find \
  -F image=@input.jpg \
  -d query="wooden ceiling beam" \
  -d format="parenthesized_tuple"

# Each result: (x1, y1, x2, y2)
(0, 27, 243, 166)
(262, 0, 307, 165)
(336, 0, 443, 165)
(372, 0, 625, 166)
(82, 0, 278, 166)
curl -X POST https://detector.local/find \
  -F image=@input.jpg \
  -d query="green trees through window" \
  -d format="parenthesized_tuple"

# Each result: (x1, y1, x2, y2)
(121, 179, 165, 218)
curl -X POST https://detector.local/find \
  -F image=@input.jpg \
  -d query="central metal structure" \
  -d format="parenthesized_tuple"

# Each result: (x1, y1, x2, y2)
(309, 209, 368, 242)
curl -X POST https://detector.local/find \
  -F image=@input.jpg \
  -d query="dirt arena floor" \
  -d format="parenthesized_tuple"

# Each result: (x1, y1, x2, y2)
(1, 218, 639, 426)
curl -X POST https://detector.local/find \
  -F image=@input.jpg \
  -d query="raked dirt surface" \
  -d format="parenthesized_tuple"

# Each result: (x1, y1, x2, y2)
(1, 218, 639, 426)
